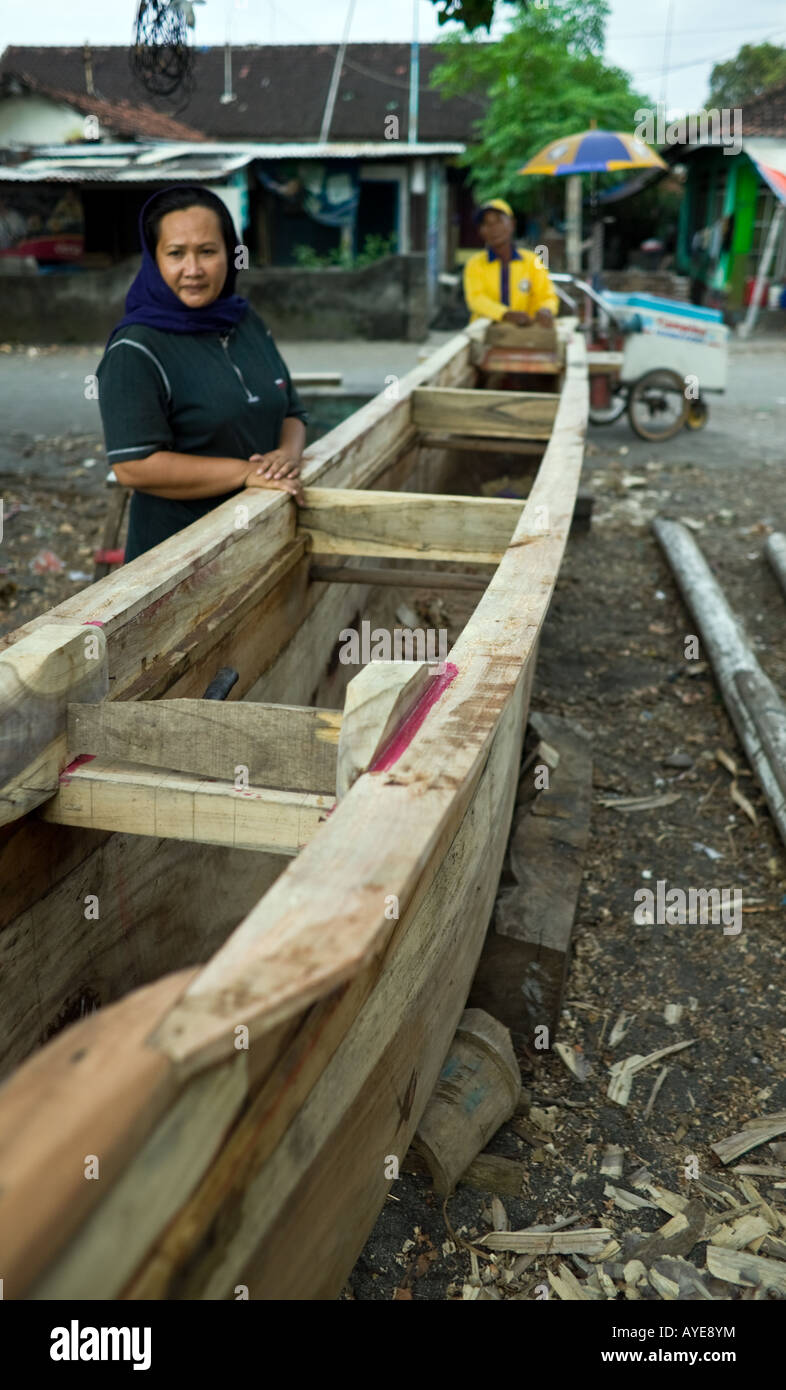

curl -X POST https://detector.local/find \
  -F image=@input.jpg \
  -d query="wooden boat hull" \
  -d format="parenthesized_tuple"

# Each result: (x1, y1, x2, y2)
(0, 320, 587, 1298)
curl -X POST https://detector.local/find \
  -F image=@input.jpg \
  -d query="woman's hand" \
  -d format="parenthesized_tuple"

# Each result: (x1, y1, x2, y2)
(248, 449, 301, 480)
(244, 469, 304, 506)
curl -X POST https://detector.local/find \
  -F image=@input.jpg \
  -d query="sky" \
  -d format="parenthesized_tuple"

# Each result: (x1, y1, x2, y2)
(1, 0, 785, 114)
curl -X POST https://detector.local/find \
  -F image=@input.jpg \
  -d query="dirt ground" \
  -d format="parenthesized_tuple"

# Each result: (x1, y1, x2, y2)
(1, 337, 784, 1302)
(347, 339, 786, 1301)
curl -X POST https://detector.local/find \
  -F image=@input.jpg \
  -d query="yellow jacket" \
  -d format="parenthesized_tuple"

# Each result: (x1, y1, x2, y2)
(463, 245, 559, 323)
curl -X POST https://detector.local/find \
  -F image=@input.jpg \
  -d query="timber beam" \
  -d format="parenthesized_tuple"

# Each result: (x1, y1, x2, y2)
(298, 487, 525, 564)
(309, 563, 490, 592)
(412, 387, 558, 440)
(40, 759, 333, 856)
(67, 699, 342, 795)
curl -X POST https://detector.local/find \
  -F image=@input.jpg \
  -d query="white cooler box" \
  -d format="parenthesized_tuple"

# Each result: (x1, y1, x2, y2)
(602, 292, 729, 392)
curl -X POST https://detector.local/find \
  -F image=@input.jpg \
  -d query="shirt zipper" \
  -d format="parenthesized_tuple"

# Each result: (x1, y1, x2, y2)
(219, 331, 259, 403)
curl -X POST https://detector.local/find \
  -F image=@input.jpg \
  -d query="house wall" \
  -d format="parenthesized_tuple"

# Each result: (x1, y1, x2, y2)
(0, 94, 85, 144)
(0, 252, 429, 342)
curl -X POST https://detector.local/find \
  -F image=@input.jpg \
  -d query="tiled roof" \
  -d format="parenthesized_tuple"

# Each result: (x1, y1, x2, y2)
(1, 69, 205, 141)
(0, 44, 483, 143)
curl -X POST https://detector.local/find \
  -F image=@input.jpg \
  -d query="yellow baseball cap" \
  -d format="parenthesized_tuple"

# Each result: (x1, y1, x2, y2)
(474, 197, 514, 224)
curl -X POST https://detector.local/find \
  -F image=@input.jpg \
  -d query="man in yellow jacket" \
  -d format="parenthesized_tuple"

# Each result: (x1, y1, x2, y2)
(463, 198, 559, 326)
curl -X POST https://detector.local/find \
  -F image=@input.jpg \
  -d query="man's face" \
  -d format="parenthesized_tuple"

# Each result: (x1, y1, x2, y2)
(479, 209, 514, 250)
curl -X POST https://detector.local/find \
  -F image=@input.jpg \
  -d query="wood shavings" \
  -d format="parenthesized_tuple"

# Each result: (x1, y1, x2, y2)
(479, 1227, 612, 1256)
(608, 1011, 636, 1048)
(604, 1183, 659, 1212)
(643, 1064, 670, 1119)
(607, 1038, 697, 1107)
(706, 1245, 786, 1295)
(730, 779, 758, 825)
(600, 1145, 624, 1178)
(711, 1112, 786, 1164)
(553, 1041, 592, 1081)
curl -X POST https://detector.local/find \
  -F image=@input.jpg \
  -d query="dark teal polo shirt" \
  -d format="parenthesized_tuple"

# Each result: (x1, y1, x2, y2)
(96, 306, 308, 561)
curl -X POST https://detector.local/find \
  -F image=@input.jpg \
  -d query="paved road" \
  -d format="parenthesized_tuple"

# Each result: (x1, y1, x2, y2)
(0, 334, 783, 479)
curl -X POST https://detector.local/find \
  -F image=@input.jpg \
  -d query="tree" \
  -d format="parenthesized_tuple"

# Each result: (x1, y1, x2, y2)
(428, 0, 521, 30)
(430, 0, 652, 211)
(709, 43, 786, 108)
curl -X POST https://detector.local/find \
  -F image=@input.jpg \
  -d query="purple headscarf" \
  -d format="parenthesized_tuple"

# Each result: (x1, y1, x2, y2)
(106, 185, 248, 347)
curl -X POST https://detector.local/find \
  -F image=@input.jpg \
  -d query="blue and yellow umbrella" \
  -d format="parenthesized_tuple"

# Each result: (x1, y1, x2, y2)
(519, 129, 667, 177)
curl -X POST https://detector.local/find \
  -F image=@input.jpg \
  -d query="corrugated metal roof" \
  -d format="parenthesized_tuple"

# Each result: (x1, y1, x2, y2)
(0, 140, 464, 183)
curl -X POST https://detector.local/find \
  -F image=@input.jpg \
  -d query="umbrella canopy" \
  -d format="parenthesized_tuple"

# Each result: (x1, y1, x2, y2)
(519, 129, 667, 176)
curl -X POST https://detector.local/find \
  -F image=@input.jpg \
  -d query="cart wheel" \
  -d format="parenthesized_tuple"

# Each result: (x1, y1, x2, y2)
(685, 397, 708, 430)
(589, 387, 628, 426)
(628, 369, 689, 442)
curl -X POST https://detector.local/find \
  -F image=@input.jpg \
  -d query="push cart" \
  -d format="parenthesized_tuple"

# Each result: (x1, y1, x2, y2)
(551, 274, 729, 441)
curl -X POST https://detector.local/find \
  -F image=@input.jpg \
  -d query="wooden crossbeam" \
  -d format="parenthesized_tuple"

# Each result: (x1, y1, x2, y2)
(41, 760, 333, 855)
(310, 563, 490, 592)
(0, 624, 108, 827)
(419, 433, 543, 457)
(68, 699, 342, 795)
(412, 387, 558, 440)
(298, 488, 524, 564)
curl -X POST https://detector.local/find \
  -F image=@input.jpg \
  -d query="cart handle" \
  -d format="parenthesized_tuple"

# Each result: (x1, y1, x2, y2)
(550, 273, 623, 329)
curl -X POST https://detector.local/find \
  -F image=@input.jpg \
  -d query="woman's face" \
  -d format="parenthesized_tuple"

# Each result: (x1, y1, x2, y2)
(154, 205, 228, 308)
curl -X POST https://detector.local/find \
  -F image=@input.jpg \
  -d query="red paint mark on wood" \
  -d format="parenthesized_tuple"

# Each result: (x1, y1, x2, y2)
(60, 753, 96, 783)
(371, 662, 458, 774)
(82, 620, 105, 628)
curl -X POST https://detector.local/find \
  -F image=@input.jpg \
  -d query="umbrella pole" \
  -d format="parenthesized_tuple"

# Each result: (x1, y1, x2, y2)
(565, 174, 582, 274)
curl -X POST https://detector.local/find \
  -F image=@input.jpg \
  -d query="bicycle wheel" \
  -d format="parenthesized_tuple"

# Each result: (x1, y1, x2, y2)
(628, 370, 689, 442)
(589, 388, 628, 426)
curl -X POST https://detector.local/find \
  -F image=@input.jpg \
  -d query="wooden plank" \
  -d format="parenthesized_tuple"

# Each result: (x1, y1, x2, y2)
(31, 1053, 248, 1300)
(310, 563, 490, 592)
(0, 828, 286, 1083)
(653, 518, 786, 846)
(40, 760, 334, 855)
(412, 387, 558, 440)
(470, 711, 593, 1038)
(336, 661, 439, 798)
(68, 700, 342, 795)
(144, 333, 587, 1081)
(419, 434, 544, 457)
(131, 670, 530, 1299)
(298, 487, 524, 563)
(0, 969, 195, 1298)
(0, 624, 108, 826)
(486, 321, 559, 352)
(476, 350, 562, 376)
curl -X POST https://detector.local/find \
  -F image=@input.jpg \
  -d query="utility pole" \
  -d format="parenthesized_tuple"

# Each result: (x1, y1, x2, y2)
(320, 0, 357, 144)
(408, 0, 419, 145)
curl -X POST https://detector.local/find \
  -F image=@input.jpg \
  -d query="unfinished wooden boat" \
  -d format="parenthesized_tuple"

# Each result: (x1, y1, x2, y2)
(0, 316, 587, 1300)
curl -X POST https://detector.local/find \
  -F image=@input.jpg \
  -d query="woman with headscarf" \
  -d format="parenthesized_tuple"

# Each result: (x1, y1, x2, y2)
(97, 185, 307, 563)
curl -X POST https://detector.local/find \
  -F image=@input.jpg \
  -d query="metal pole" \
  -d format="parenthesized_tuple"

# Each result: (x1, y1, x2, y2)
(319, 0, 357, 144)
(739, 202, 784, 339)
(565, 174, 582, 274)
(408, 0, 420, 145)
